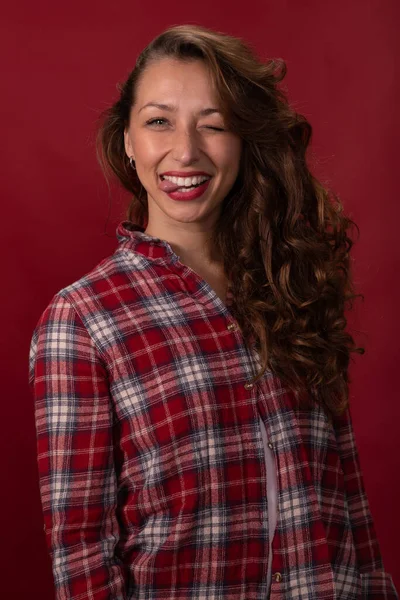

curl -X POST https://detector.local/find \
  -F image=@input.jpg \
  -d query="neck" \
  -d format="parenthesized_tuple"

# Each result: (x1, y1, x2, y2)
(144, 224, 222, 269)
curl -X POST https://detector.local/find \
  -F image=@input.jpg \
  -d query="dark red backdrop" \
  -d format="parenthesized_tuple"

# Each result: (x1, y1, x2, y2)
(1, 2, 399, 597)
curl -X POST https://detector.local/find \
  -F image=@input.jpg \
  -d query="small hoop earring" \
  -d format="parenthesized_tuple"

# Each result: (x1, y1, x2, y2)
(129, 156, 136, 170)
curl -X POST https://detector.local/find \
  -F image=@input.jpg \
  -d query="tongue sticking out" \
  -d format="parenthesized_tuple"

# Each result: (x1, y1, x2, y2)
(159, 178, 182, 193)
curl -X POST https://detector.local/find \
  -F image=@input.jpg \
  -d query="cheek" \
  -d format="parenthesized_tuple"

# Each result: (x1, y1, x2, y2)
(133, 135, 163, 165)
(221, 135, 241, 162)
(221, 145, 242, 180)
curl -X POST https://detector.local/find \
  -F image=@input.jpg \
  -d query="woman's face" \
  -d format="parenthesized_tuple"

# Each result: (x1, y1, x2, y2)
(124, 57, 242, 233)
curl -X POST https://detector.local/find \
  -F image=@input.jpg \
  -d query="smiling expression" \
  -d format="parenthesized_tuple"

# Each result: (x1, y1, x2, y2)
(124, 57, 242, 233)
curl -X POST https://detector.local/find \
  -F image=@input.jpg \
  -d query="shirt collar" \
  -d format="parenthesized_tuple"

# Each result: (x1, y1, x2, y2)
(116, 220, 176, 262)
(116, 220, 234, 308)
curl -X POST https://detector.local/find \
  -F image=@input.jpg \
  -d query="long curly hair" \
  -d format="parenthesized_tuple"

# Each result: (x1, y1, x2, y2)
(96, 24, 365, 418)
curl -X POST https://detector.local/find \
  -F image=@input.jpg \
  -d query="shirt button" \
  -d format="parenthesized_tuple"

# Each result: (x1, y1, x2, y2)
(244, 382, 254, 390)
(267, 442, 274, 450)
(273, 572, 283, 583)
(227, 323, 237, 331)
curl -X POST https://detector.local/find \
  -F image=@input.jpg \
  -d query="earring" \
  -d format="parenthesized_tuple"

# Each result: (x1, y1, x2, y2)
(129, 156, 136, 170)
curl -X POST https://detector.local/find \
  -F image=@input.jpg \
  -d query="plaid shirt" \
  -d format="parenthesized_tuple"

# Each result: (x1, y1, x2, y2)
(29, 221, 398, 600)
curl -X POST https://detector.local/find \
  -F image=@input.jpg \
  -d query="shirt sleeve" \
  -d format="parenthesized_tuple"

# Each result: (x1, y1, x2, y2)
(333, 406, 398, 599)
(29, 294, 127, 600)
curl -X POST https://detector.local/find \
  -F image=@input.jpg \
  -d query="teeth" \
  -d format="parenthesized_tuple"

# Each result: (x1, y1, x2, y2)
(161, 174, 210, 187)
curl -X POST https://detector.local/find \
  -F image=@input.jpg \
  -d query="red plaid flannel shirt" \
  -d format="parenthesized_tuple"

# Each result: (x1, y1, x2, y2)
(29, 221, 398, 599)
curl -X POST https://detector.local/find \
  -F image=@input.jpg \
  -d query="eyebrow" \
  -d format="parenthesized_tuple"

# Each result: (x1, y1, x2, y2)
(138, 102, 222, 116)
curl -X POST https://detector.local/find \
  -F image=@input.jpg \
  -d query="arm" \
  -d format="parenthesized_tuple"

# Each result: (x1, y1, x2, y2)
(332, 407, 398, 599)
(29, 294, 127, 600)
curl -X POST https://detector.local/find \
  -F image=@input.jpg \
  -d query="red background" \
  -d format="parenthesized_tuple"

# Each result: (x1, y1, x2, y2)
(1, 1, 399, 597)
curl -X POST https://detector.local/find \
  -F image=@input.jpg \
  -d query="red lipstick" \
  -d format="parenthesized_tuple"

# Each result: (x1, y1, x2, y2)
(160, 170, 211, 177)
(158, 175, 212, 201)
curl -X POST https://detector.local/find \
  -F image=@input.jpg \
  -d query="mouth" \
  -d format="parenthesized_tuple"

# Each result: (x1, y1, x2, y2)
(159, 171, 212, 178)
(159, 174, 212, 181)
(159, 173, 212, 192)
(158, 173, 213, 201)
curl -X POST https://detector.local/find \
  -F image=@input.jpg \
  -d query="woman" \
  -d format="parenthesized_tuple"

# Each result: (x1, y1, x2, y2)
(29, 24, 398, 599)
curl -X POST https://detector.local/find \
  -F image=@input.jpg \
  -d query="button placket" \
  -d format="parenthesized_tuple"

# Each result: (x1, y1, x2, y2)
(226, 320, 256, 394)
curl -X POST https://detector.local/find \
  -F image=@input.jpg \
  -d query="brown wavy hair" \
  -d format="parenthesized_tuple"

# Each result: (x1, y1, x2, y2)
(96, 24, 365, 418)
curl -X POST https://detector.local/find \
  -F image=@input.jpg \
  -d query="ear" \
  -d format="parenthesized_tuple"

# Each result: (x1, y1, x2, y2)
(124, 129, 134, 160)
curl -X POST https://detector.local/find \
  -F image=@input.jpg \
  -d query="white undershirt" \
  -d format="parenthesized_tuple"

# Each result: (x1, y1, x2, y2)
(259, 417, 278, 595)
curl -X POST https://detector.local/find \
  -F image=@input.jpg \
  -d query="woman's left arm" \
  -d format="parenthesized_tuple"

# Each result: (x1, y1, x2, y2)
(333, 406, 398, 598)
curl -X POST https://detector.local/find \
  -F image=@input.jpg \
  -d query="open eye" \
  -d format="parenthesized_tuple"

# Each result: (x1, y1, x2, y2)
(146, 118, 167, 127)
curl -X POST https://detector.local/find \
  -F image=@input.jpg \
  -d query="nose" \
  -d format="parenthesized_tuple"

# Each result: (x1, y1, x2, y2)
(171, 125, 202, 165)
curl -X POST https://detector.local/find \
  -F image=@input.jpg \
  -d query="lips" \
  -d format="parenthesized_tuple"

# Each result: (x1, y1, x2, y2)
(163, 177, 212, 201)
(160, 171, 211, 177)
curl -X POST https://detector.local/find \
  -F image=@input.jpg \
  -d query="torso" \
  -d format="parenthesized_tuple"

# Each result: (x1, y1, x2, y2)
(203, 272, 229, 304)
(186, 263, 229, 305)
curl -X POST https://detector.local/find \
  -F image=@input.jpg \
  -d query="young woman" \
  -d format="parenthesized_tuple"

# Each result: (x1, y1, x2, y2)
(29, 24, 398, 599)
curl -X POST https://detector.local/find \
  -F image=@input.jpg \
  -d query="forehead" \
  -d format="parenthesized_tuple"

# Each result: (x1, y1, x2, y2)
(134, 57, 219, 104)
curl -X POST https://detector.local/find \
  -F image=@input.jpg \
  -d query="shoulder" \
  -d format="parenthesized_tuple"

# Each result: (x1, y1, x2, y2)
(32, 246, 150, 342)
(49, 246, 149, 317)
